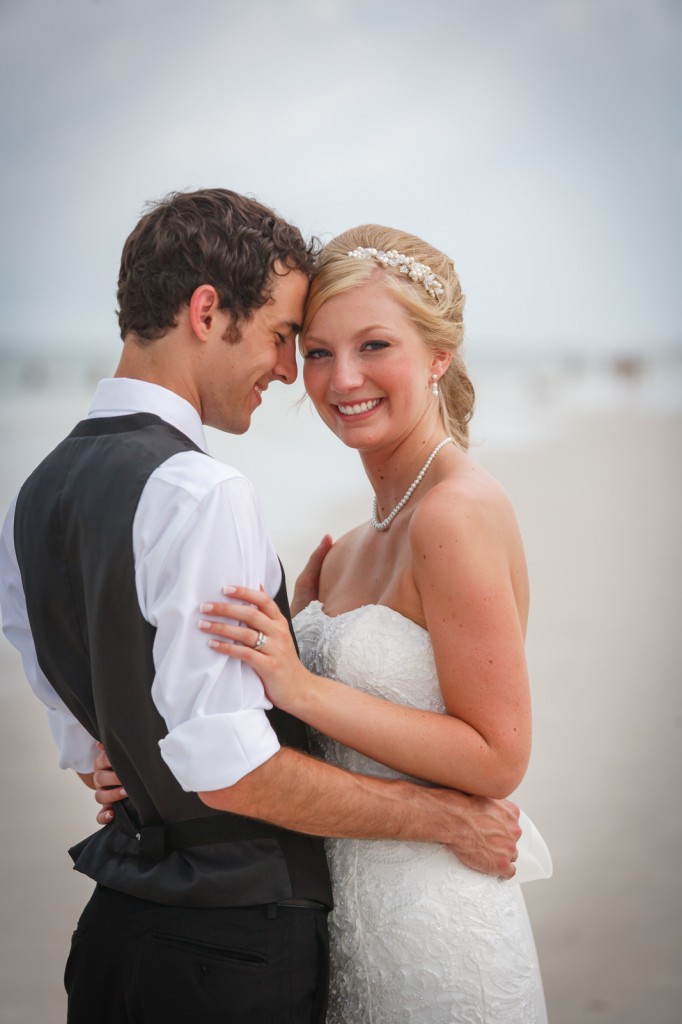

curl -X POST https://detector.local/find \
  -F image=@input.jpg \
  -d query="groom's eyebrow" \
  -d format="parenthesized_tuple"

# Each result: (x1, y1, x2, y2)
(280, 319, 302, 335)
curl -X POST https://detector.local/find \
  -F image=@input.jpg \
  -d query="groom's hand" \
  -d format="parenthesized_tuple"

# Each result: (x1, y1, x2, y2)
(444, 793, 521, 879)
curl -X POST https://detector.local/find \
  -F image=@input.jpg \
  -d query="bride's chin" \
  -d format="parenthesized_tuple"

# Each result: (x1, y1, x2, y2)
(337, 430, 380, 453)
(316, 410, 381, 450)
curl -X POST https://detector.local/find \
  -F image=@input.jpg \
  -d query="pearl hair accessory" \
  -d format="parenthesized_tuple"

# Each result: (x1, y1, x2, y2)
(371, 437, 454, 531)
(347, 247, 445, 300)
(431, 374, 439, 396)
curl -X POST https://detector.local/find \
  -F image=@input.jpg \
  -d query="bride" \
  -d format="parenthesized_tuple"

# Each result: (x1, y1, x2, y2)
(197, 226, 551, 1023)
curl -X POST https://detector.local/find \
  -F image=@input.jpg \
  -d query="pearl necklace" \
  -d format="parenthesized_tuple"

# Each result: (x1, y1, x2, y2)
(371, 437, 454, 531)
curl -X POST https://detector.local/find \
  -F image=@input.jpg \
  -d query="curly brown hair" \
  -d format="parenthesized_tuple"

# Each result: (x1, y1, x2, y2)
(117, 189, 317, 343)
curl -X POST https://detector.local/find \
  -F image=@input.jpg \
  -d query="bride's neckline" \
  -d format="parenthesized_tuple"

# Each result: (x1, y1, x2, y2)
(309, 600, 428, 636)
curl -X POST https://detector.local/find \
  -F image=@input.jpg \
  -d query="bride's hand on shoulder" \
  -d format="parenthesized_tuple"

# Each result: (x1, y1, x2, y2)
(290, 534, 333, 616)
(198, 587, 312, 712)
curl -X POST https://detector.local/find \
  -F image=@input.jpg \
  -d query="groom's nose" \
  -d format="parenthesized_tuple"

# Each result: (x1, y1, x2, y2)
(272, 343, 298, 386)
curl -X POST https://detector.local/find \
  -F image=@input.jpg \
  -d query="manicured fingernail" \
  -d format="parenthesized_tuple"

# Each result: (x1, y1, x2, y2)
(222, 586, 237, 595)
(119, 788, 127, 798)
(105, 810, 113, 821)
(199, 603, 214, 613)
(208, 639, 221, 648)
(198, 620, 211, 630)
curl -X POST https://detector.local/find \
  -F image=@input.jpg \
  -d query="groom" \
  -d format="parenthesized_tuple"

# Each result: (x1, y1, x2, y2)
(0, 188, 521, 1023)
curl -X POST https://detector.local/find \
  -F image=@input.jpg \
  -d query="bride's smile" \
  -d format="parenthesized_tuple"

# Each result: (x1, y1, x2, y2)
(335, 397, 383, 418)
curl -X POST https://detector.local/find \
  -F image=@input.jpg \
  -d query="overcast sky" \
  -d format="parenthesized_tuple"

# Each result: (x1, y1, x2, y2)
(1, 0, 679, 358)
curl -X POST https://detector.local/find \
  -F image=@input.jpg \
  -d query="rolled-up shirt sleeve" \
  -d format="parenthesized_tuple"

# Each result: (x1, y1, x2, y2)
(134, 453, 282, 792)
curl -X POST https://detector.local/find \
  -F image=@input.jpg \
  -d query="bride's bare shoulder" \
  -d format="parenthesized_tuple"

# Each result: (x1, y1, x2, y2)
(412, 455, 521, 547)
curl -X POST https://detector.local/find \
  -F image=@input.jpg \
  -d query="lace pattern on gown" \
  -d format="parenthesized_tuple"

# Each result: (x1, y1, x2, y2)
(294, 602, 547, 1024)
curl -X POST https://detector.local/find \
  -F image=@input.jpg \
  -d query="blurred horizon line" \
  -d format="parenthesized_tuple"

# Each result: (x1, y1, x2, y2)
(1, 335, 680, 365)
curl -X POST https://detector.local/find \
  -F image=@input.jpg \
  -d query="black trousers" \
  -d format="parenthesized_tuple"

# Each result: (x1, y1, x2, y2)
(65, 885, 329, 1024)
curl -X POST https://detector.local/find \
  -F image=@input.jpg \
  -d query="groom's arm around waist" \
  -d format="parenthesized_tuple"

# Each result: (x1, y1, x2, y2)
(198, 746, 522, 879)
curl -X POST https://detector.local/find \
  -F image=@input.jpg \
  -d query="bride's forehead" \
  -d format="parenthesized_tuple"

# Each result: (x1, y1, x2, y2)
(307, 282, 412, 329)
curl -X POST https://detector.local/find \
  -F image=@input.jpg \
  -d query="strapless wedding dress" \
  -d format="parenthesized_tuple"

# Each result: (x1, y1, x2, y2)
(293, 601, 550, 1024)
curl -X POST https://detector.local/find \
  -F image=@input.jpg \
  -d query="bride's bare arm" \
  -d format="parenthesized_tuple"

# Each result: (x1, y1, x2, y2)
(407, 481, 532, 796)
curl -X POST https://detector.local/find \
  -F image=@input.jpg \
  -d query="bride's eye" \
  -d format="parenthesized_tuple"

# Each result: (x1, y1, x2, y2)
(362, 340, 390, 352)
(303, 347, 331, 360)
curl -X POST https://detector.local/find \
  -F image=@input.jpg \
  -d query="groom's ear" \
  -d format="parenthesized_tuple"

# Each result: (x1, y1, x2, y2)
(188, 285, 221, 341)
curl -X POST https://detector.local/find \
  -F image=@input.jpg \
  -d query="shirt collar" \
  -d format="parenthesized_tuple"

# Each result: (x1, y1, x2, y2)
(88, 378, 209, 454)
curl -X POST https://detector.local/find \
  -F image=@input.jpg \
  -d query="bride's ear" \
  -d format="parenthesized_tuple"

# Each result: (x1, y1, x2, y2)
(430, 351, 452, 380)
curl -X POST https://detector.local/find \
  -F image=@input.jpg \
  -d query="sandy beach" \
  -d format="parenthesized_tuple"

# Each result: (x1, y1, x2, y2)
(0, 366, 680, 1023)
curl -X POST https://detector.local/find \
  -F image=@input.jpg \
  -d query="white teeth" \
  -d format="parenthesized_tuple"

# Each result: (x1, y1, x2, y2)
(338, 398, 380, 416)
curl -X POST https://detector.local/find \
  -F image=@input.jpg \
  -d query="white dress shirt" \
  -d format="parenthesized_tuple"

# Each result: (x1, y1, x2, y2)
(0, 378, 282, 791)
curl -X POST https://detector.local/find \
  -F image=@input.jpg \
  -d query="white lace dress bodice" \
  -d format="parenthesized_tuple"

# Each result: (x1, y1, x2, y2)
(293, 601, 548, 1024)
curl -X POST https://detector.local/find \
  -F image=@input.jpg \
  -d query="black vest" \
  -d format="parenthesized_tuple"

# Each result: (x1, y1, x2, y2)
(14, 412, 331, 908)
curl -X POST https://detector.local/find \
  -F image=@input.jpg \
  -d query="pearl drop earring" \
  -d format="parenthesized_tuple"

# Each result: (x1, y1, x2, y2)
(431, 374, 439, 397)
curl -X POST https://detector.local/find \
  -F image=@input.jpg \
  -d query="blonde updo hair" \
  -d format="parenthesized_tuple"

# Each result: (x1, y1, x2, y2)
(302, 225, 474, 449)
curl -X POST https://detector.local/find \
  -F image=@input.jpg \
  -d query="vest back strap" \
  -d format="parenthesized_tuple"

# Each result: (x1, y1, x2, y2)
(114, 803, 288, 862)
